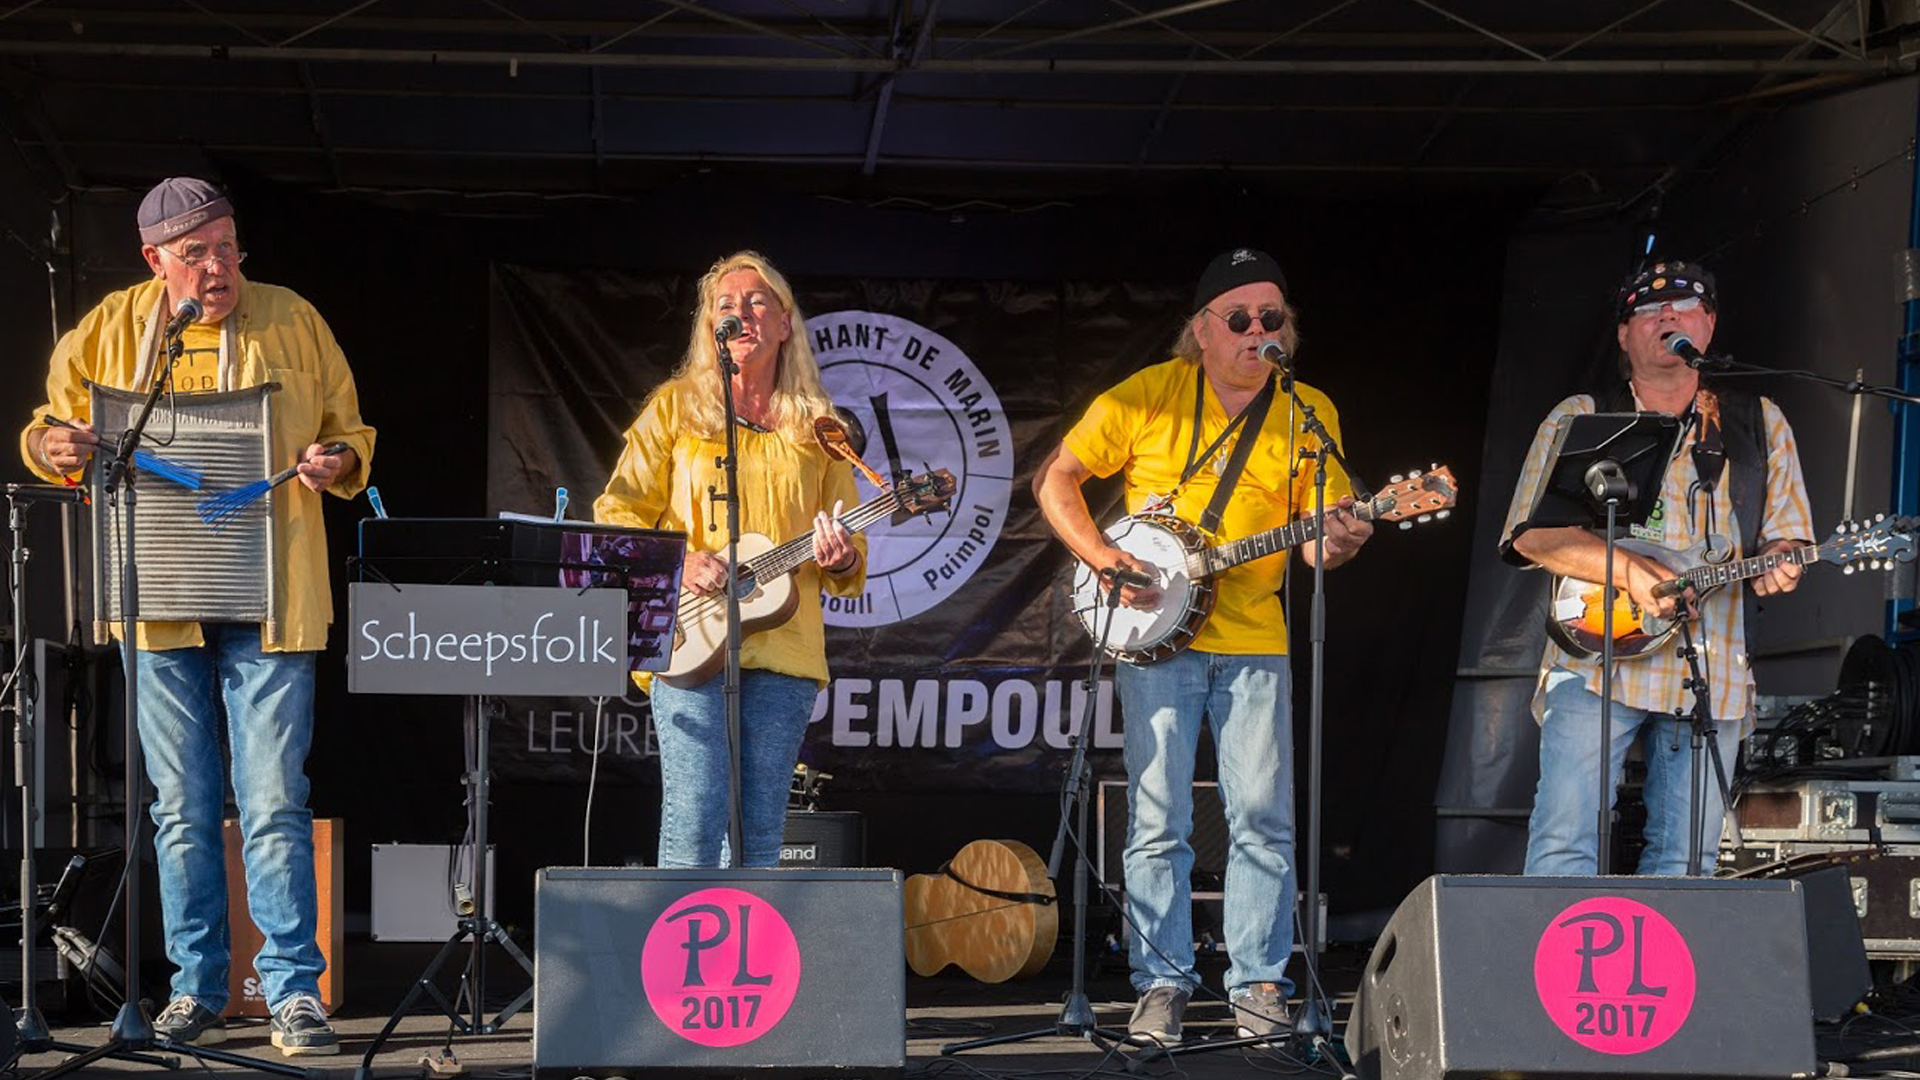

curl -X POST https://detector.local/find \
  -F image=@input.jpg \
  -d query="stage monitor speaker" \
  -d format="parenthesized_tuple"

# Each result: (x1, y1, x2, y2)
(1347, 875, 1815, 1080)
(534, 867, 904, 1079)
(1778, 864, 1872, 1021)
(778, 811, 864, 868)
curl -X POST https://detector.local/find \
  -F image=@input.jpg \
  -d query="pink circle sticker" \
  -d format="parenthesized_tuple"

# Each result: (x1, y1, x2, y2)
(641, 887, 802, 1047)
(1534, 896, 1696, 1054)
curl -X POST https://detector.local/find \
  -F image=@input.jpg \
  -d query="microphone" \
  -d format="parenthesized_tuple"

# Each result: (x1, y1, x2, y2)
(1258, 340, 1290, 370)
(1662, 332, 1726, 371)
(163, 296, 202, 339)
(714, 315, 744, 344)
(1100, 565, 1156, 590)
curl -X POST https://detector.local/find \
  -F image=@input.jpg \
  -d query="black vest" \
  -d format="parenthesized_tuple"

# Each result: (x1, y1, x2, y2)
(1597, 381, 1769, 553)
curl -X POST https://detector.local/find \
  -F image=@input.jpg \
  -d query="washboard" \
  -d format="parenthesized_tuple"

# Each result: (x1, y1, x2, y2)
(89, 382, 280, 638)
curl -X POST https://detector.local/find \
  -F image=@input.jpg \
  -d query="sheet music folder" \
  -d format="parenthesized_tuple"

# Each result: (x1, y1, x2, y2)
(1519, 411, 1682, 538)
(355, 517, 686, 673)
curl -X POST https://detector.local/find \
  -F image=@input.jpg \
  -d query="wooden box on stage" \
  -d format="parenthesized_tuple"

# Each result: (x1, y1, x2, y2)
(220, 817, 343, 1017)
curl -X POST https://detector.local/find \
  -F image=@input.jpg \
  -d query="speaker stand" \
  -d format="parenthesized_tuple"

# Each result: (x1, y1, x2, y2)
(353, 697, 533, 1080)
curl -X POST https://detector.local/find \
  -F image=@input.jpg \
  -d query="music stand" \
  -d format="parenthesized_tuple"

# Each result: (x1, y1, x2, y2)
(349, 518, 685, 1079)
(1516, 411, 1680, 875)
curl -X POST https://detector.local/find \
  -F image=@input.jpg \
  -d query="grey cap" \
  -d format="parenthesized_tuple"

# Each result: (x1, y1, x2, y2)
(136, 177, 233, 245)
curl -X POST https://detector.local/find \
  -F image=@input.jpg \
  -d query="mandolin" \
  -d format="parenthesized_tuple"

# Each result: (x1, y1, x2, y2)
(1545, 514, 1919, 660)
(904, 839, 1058, 983)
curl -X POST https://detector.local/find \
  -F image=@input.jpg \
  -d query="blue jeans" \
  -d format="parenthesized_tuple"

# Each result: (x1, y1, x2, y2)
(649, 669, 817, 868)
(1525, 667, 1742, 876)
(137, 624, 323, 1012)
(1116, 649, 1295, 997)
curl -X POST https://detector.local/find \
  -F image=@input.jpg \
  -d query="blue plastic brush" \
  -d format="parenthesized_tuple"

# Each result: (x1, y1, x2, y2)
(43, 416, 204, 491)
(134, 450, 205, 491)
(197, 441, 349, 529)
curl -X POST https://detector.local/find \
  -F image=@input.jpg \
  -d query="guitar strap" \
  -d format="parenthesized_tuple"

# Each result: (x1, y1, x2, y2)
(938, 861, 1056, 907)
(1177, 366, 1277, 534)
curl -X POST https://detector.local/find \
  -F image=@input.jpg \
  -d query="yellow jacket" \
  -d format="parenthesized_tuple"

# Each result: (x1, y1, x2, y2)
(594, 382, 866, 688)
(19, 277, 376, 653)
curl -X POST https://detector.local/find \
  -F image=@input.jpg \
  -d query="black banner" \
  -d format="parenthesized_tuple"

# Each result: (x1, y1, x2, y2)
(487, 265, 1186, 791)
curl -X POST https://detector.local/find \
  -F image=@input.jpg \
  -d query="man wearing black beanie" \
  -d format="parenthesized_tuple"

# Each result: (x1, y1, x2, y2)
(1035, 247, 1372, 1045)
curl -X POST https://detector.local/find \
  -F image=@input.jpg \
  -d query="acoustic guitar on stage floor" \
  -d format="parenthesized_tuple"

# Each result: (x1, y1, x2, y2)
(1545, 514, 1920, 661)
(1071, 465, 1459, 664)
(904, 839, 1058, 983)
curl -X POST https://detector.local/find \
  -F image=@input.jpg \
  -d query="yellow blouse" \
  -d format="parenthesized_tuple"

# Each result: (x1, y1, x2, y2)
(593, 382, 866, 688)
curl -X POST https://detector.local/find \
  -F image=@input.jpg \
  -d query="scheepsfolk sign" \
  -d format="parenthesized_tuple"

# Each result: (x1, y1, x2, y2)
(347, 583, 630, 696)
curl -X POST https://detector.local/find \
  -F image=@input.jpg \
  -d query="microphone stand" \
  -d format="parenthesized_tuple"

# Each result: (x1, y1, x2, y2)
(1582, 460, 1632, 876)
(1694, 354, 1920, 407)
(941, 578, 1129, 1056)
(709, 325, 747, 865)
(1673, 618, 1741, 875)
(2, 484, 162, 1072)
(1282, 365, 1365, 1051)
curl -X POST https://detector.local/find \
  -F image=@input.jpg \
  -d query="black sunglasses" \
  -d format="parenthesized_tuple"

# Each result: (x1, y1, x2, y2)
(1207, 308, 1285, 334)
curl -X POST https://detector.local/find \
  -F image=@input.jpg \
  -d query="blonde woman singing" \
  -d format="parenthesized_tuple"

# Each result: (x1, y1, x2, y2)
(595, 251, 866, 867)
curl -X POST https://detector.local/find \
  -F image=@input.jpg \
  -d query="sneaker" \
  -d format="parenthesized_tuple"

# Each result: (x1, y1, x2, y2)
(270, 993, 339, 1057)
(153, 996, 227, 1046)
(1232, 982, 1293, 1039)
(1127, 986, 1190, 1045)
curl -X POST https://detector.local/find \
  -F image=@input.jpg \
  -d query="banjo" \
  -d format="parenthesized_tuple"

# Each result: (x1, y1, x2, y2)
(1072, 465, 1458, 663)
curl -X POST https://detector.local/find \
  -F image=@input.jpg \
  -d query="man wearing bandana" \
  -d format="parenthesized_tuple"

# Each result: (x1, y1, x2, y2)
(1035, 248, 1372, 1045)
(20, 178, 374, 1055)
(1501, 260, 1813, 877)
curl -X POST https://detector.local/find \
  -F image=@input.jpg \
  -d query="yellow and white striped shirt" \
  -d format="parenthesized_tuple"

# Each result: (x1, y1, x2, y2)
(1501, 392, 1813, 733)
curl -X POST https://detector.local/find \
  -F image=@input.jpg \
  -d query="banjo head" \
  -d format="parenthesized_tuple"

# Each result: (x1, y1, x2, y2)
(1072, 516, 1203, 659)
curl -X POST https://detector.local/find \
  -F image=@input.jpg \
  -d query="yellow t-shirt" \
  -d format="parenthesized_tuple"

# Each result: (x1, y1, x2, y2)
(593, 382, 867, 688)
(170, 322, 223, 392)
(1062, 357, 1352, 656)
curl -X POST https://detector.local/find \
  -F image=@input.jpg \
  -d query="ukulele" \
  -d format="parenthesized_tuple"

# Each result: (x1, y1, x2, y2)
(659, 418, 954, 687)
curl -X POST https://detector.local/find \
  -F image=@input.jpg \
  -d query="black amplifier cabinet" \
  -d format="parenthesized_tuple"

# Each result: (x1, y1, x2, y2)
(779, 811, 865, 868)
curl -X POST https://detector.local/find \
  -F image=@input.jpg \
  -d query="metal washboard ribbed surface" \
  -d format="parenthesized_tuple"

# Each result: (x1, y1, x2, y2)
(89, 382, 279, 632)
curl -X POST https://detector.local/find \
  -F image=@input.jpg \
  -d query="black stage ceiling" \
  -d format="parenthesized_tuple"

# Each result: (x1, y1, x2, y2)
(1, 0, 1914, 213)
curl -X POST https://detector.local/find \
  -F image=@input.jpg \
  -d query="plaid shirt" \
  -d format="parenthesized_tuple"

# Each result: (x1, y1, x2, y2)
(1501, 392, 1813, 733)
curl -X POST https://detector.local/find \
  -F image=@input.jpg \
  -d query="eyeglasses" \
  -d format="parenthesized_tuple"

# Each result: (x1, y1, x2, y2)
(1630, 296, 1704, 318)
(161, 241, 247, 272)
(1206, 307, 1285, 334)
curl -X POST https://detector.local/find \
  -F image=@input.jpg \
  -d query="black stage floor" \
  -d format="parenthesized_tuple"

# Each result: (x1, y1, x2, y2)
(21, 939, 1370, 1079)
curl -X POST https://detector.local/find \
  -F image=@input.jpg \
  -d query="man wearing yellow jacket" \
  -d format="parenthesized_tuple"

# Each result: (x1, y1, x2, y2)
(21, 178, 374, 1056)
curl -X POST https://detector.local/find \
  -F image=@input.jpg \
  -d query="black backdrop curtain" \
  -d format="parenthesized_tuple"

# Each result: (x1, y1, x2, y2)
(1, 172, 1512, 922)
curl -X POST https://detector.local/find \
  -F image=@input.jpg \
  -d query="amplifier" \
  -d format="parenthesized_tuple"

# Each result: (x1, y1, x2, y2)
(533, 867, 904, 1078)
(1096, 779, 1325, 946)
(1097, 779, 1224, 893)
(778, 811, 864, 868)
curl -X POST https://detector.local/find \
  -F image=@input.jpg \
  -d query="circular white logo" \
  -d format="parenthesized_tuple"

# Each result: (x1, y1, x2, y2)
(809, 310, 1011, 627)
